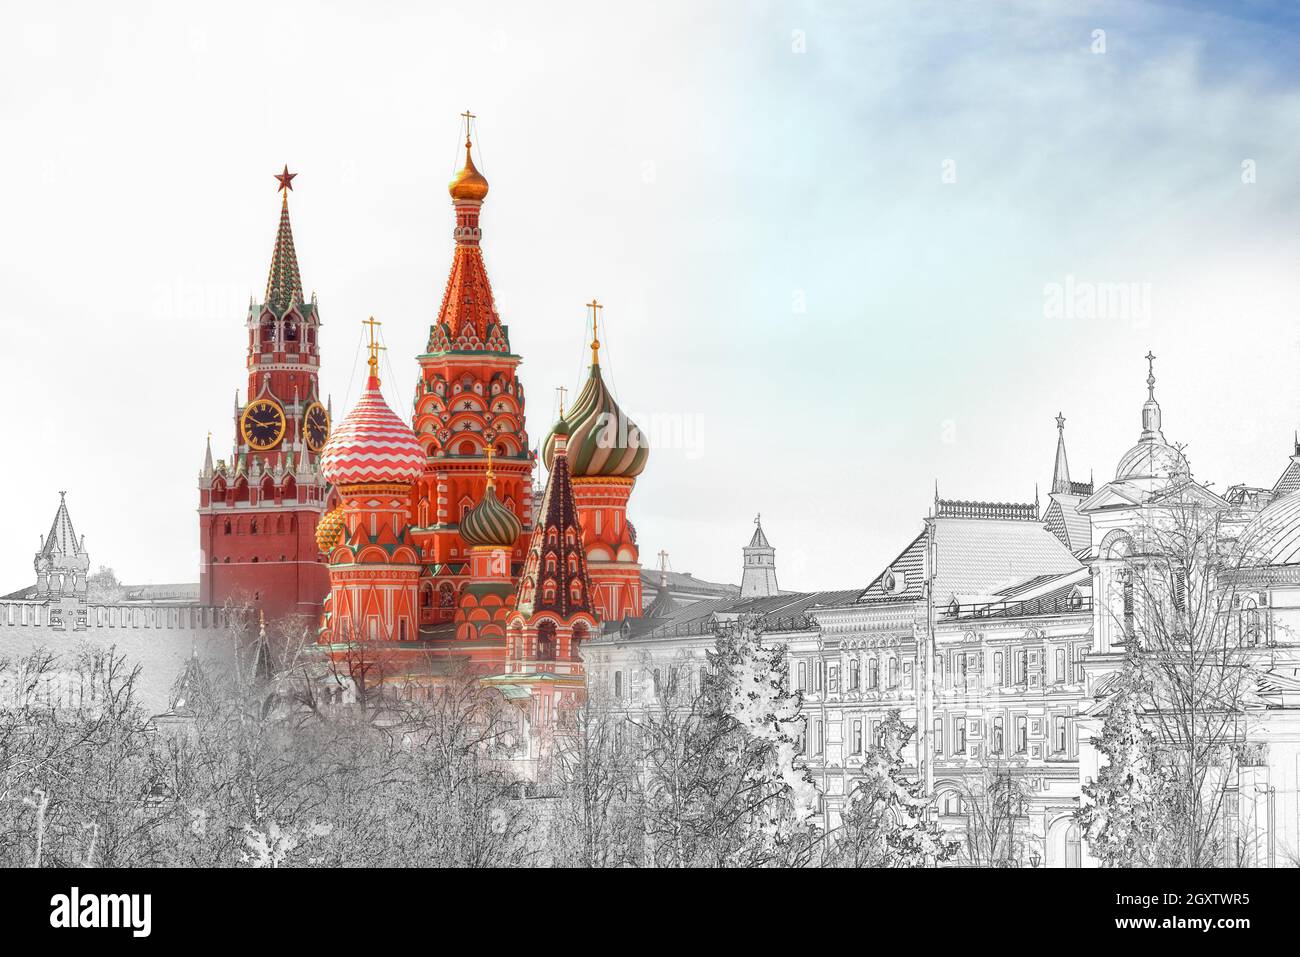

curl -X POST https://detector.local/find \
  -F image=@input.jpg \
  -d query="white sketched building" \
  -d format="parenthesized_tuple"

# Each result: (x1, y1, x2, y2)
(586, 356, 1300, 867)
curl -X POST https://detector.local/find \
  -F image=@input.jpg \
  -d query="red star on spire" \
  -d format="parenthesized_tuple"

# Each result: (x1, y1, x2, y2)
(275, 165, 297, 193)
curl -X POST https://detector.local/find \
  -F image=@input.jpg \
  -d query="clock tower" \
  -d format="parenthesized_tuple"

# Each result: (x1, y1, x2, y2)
(198, 167, 332, 621)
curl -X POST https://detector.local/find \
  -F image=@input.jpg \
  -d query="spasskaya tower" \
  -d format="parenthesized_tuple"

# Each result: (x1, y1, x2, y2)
(198, 167, 332, 620)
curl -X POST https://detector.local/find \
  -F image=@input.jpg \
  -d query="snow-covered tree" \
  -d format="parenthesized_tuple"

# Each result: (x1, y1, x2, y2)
(709, 619, 819, 824)
(634, 620, 820, 867)
(1077, 652, 1180, 867)
(824, 711, 956, 867)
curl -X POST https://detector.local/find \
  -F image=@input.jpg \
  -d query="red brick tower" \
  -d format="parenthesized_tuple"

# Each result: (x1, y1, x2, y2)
(410, 115, 533, 639)
(198, 167, 332, 621)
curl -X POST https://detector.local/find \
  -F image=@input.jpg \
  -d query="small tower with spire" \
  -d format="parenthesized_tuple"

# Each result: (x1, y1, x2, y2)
(34, 492, 90, 601)
(1042, 414, 1094, 552)
(198, 167, 332, 621)
(740, 514, 780, 598)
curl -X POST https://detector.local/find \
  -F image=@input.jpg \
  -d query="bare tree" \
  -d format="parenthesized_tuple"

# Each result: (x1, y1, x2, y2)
(1105, 491, 1261, 866)
(957, 758, 1032, 867)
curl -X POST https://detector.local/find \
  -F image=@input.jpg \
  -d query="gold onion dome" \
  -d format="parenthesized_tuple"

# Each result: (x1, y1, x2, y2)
(315, 505, 346, 553)
(542, 362, 648, 477)
(461, 480, 522, 548)
(449, 139, 489, 202)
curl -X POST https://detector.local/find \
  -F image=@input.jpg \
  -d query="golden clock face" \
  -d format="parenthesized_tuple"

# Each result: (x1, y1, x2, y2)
(303, 401, 330, 452)
(240, 399, 286, 450)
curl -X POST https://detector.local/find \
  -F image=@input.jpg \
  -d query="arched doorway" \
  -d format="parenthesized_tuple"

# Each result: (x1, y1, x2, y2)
(1046, 816, 1081, 868)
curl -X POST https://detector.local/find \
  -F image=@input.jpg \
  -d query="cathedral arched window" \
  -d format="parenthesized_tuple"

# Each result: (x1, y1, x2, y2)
(868, 658, 879, 690)
(848, 658, 860, 690)
(537, 621, 557, 660)
(224, 519, 232, 535)
(571, 581, 583, 603)
(438, 582, 455, 607)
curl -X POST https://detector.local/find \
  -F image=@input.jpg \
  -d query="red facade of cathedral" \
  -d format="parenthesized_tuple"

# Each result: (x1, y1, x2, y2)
(204, 121, 650, 735)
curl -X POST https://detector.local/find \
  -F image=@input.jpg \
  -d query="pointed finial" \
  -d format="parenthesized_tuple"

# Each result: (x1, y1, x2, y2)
(461, 109, 476, 146)
(484, 443, 496, 486)
(1055, 412, 1065, 431)
(556, 385, 568, 419)
(587, 299, 603, 366)
(754, 512, 761, 527)
(275, 165, 296, 199)
(363, 317, 383, 382)
(1145, 351, 1157, 399)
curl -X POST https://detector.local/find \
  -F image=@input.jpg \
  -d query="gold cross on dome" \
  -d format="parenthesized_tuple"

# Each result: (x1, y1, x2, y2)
(485, 443, 495, 473)
(461, 110, 476, 143)
(587, 298, 603, 365)
(363, 317, 383, 377)
(556, 385, 568, 417)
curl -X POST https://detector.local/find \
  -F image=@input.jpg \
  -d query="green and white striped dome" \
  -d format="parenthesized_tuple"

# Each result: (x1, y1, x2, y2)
(460, 482, 522, 548)
(542, 364, 648, 478)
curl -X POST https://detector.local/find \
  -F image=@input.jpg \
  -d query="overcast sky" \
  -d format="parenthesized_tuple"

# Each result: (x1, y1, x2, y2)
(3, 1, 1300, 594)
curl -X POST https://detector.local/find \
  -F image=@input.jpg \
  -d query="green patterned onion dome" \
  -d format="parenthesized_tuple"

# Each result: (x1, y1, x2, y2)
(461, 481, 522, 548)
(542, 364, 648, 477)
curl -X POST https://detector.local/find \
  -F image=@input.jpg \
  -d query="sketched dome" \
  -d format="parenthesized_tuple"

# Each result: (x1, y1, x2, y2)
(1115, 440, 1189, 482)
(321, 380, 424, 486)
(1243, 492, 1300, 566)
(542, 364, 648, 478)
(460, 483, 522, 548)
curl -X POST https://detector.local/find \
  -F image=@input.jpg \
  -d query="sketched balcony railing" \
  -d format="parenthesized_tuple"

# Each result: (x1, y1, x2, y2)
(643, 613, 818, 641)
(942, 594, 1093, 621)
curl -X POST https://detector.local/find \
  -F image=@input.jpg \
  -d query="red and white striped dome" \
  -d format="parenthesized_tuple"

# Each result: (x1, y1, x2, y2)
(321, 377, 424, 486)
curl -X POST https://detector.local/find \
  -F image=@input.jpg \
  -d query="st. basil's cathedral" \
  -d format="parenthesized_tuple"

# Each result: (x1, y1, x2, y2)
(196, 118, 650, 726)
